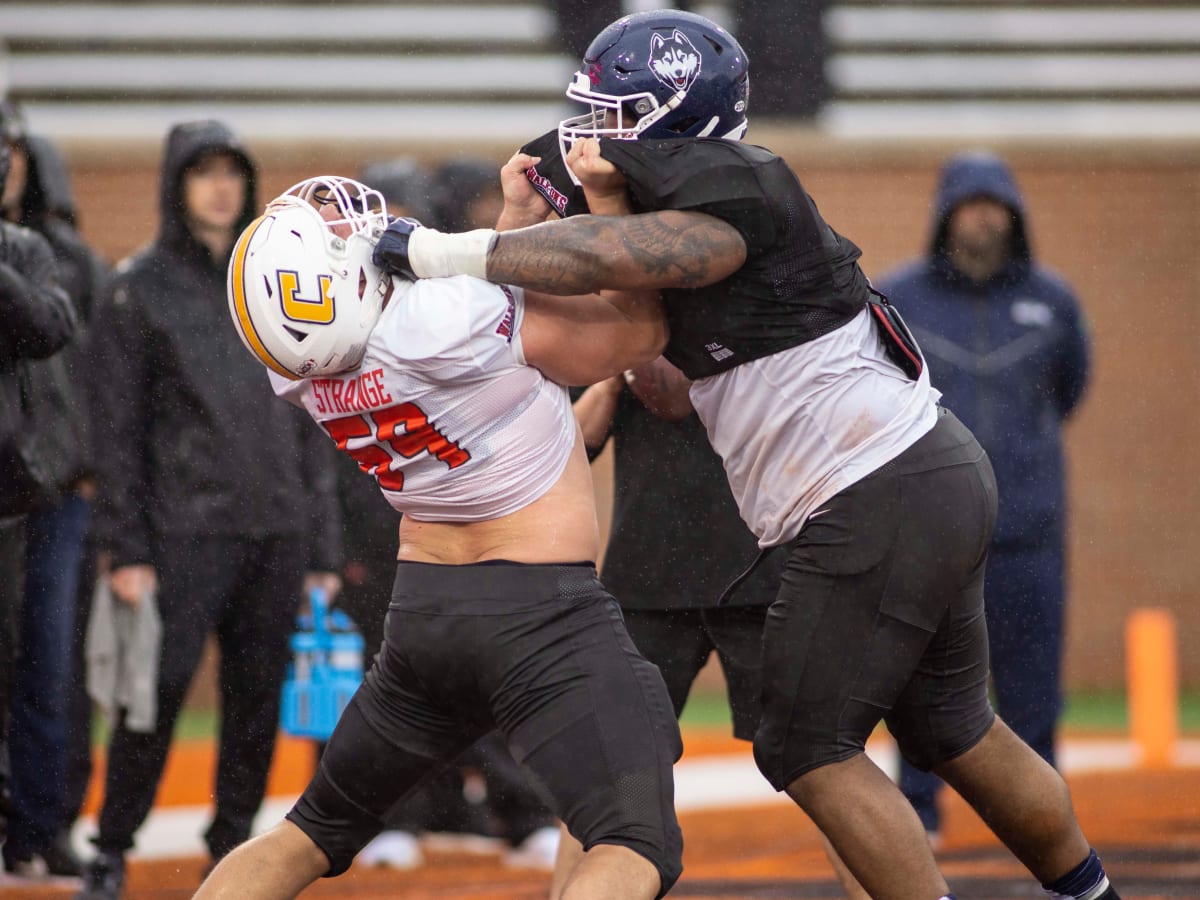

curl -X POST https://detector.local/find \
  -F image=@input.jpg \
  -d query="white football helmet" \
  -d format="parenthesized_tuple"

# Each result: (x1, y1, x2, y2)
(228, 175, 395, 379)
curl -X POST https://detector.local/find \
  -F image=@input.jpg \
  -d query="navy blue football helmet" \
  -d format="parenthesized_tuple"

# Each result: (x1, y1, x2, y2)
(558, 9, 750, 156)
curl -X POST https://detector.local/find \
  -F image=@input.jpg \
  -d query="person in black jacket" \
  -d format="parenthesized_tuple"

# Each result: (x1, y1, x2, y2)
(566, 356, 781, 888)
(574, 356, 779, 735)
(0, 138, 78, 864)
(77, 120, 343, 900)
(0, 101, 108, 882)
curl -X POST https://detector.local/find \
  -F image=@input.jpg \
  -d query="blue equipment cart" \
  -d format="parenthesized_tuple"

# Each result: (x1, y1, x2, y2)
(280, 586, 364, 739)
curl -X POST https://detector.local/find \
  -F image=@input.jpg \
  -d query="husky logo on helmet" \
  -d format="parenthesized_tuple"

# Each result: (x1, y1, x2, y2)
(557, 9, 750, 165)
(649, 29, 700, 95)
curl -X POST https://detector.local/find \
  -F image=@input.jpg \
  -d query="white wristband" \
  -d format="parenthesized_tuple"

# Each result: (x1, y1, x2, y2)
(407, 227, 497, 280)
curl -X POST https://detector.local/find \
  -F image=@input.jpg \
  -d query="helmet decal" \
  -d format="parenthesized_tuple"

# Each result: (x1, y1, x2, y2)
(649, 29, 701, 94)
(278, 269, 335, 325)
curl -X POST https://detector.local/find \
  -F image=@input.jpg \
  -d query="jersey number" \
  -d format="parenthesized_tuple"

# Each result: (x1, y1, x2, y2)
(323, 404, 470, 492)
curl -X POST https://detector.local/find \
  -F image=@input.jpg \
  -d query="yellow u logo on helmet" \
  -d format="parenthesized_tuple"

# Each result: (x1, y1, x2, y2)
(278, 270, 335, 325)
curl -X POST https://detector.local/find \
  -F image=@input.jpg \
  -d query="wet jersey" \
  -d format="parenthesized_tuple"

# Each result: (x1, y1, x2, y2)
(272, 275, 575, 522)
(522, 131, 940, 546)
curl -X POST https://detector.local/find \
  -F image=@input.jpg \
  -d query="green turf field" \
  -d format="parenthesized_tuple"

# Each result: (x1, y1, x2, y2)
(109, 689, 1199, 745)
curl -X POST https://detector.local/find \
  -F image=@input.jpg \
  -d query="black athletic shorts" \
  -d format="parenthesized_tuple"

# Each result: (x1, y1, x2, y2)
(287, 560, 684, 895)
(622, 605, 768, 741)
(753, 407, 999, 790)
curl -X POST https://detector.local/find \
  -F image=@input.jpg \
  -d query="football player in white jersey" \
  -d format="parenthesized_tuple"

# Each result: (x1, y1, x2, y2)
(195, 175, 683, 900)
(367, 11, 1122, 900)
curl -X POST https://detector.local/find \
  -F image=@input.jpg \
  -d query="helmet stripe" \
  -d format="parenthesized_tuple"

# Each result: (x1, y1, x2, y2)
(229, 214, 301, 380)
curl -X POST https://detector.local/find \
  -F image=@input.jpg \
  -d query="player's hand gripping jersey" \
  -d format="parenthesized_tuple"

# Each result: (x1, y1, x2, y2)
(229, 177, 576, 523)
(521, 131, 940, 546)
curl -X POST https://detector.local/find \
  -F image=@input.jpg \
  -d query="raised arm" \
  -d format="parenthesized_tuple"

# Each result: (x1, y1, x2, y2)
(373, 190, 747, 297)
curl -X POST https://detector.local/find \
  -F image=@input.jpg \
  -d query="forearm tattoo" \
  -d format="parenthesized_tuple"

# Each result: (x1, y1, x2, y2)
(488, 211, 743, 295)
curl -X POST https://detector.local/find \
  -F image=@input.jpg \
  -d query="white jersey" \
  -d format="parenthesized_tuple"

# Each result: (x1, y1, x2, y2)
(690, 307, 940, 547)
(272, 275, 575, 522)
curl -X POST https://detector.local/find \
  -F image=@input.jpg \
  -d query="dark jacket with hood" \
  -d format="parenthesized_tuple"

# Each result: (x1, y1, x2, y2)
(14, 132, 110, 493)
(90, 120, 341, 571)
(0, 200, 77, 516)
(877, 151, 1090, 545)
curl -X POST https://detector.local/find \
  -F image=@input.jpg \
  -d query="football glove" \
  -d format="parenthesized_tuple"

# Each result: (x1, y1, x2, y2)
(371, 216, 424, 281)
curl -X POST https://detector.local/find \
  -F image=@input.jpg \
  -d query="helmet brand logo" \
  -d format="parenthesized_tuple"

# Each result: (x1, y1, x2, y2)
(649, 29, 701, 94)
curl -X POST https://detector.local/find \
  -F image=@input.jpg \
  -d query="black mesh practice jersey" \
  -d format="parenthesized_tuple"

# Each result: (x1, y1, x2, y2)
(520, 130, 873, 379)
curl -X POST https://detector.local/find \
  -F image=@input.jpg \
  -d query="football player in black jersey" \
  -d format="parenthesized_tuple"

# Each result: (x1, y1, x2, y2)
(371, 11, 1121, 900)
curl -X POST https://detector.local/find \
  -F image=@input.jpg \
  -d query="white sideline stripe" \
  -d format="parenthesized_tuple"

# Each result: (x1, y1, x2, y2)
(69, 737, 1200, 863)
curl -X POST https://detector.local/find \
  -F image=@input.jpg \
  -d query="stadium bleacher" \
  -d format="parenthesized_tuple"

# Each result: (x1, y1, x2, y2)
(1, 0, 1198, 143)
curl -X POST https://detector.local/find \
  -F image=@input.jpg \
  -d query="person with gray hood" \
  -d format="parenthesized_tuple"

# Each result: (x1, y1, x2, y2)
(77, 120, 343, 900)
(876, 150, 1090, 845)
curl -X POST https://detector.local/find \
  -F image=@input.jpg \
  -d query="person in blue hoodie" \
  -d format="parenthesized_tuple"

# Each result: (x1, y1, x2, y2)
(876, 150, 1091, 842)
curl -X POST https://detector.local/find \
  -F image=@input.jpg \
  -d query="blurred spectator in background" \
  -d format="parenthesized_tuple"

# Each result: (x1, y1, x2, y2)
(0, 134, 79, 867)
(337, 159, 558, 872)
(77, 120, 342, 900)
(549, 0, 829, 119)
(431, 159, 505, 232)
(359, 157, 436, 226)
(876, 149, 1091, 844)
(0, 100, 107, 883)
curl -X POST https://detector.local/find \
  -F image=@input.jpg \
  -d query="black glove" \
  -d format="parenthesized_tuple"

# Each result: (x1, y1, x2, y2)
(372, 217, 423, 280)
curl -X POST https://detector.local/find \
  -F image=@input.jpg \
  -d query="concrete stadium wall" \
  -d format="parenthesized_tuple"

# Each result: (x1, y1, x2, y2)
(61, 132, 1200, 692)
